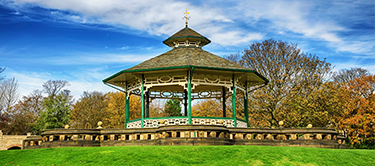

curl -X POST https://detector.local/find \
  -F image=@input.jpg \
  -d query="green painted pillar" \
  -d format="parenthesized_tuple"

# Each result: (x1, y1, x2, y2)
(188, 69, 192, 125)
(245, 82, 249, 127)
(184, 89, 188, 116)
(232, 75, 237, 127)
(141, 74, 145, 128)
(222, 87, 226, 117)
(125, 92, 129, 128)
(146, 91, 150, 118)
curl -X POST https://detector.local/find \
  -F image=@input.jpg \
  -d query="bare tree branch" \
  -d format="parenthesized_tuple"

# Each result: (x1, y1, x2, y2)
(42, 80, 70, 98)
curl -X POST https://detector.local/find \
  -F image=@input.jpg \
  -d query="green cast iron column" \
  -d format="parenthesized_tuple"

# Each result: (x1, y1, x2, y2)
(184, 89, 188, 116)
(232, 74, 237, 127)
(141, 74, 145, 128)
(124, 92, 129, 128)
(146, 91, 150, 118)
(188, 68, 193, 125)
(244, 82, 249, 127)
(222, 87, 226, 117)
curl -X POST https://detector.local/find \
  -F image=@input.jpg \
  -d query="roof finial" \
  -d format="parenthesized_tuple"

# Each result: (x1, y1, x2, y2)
(183, 9, 190, 27)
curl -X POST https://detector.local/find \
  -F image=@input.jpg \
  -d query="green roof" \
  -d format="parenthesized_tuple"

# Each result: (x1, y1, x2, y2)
(163, 26, 211, 47)
(126, 47, 247, 71)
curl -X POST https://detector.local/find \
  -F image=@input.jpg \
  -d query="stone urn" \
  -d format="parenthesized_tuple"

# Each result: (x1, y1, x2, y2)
(307, 124, 312, 128)
(64, 124, 70, 129)
(97, 121, 103, 129)
(278, 121, 284, 128)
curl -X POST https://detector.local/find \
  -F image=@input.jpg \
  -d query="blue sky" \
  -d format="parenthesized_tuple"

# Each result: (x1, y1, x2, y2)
(0, 0, 374, 99)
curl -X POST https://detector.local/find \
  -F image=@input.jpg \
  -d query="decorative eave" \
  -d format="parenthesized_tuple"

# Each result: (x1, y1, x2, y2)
(103, 64, 269, 88)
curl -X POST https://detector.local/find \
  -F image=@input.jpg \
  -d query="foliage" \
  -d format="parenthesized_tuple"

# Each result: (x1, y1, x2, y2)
(227, 39, 332, 127)
(70, 91, 109, 129)
(337, 74, 375, 149)
(1, 146, 374, 165)
(164, 99, 182, 116)
(192, 99, 223, 117)
(105, 92, 125, 128)
(4, 91, 44, 135)
(33, 91, 73, 134)
(128, 95, 142, 120)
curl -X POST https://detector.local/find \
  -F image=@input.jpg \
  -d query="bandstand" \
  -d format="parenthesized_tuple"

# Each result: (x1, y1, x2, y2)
(22, 14, 347, 150)
(102, 24, 268, 129)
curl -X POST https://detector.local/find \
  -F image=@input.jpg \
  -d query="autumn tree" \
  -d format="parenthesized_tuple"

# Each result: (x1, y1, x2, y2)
(164, 99, 182, 116)
(105, 92, 125, 128)
(337, 74, 375, 148)
(228, 39, 332, 127)
(6, 90, 44, 135)
(70, 91, 109, 129)
(192, 99, 223, 117)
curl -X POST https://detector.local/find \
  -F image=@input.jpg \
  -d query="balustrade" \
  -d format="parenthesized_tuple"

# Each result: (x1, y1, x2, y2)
(23, 125, 347, 149)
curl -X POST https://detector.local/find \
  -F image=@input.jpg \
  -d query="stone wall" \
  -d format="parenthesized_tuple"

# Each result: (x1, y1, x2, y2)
(24, 125, 347, 149)
(0, 130, 28, 150)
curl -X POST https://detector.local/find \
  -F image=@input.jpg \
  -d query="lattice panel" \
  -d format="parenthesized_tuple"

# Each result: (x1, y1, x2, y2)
(191, 118, 235, 127)
(237, 121, 247, 128)
(236, 82, 247, 94)
(143, 118, 189, 128)
(192, 74, 232, 89)
(191, 89, 223, 99)
(149, 91, 184, 100)
(144, 74, 187, 91)
(126, 79, 141, 97)
(127, 120, 142, 128)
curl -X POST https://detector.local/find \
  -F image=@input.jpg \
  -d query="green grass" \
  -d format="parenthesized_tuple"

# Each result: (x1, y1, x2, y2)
(0, 146, 373, 166)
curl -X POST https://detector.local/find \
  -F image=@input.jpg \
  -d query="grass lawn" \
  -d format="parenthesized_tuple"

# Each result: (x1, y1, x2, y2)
(0, 145, 373, 165)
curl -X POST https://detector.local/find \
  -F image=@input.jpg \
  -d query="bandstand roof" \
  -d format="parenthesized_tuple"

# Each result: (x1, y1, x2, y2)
(103, 26, 269, 89)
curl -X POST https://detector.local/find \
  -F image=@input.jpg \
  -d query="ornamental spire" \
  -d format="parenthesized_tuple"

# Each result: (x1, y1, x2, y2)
(182, 9, 190, 27)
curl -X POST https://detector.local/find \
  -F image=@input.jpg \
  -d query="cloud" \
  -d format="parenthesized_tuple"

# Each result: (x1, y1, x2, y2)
(6, 67, 116, 100)
(4, 0, 375, 56)
(210, 31, 263, 46)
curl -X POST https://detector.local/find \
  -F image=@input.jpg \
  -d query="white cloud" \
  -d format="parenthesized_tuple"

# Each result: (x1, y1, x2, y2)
(210, 31, 263, 46)
(7, 0, 375, 57)
(6, 67, 116, 100)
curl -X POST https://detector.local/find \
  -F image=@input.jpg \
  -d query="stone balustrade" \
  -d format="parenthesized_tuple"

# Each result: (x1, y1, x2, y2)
(23, 125, 347, 149)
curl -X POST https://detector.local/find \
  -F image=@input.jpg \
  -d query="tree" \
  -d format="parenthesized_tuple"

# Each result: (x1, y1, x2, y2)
(337, 74, 375, 148)
(333, 68, 370, 84)
(192, 99, 223, 117)
(0, 77, 19, 113)
(70, 91, 108, 129)
(228, 39, 332, 127)
(6, 91, 44, 135)
(42, 80, 70, 99)
(105, 92, 125, 128)
(34, 91, 73, 134)
(164, 99, 182, 116)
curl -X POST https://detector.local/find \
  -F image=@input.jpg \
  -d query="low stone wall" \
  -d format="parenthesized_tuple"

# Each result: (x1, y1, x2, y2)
(23, 125, 347, 149)
(0, 130, 28, 150)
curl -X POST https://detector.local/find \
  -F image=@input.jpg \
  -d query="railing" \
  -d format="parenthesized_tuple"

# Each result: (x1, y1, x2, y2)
(23, 125, 347, 149)
(127, 116, 247, 128)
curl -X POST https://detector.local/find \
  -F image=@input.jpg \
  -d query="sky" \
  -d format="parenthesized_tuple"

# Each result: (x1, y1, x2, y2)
(0, 0, 374, 100)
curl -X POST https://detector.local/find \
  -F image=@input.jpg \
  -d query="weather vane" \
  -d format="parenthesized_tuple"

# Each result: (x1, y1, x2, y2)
(183, 9, 190, 27)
